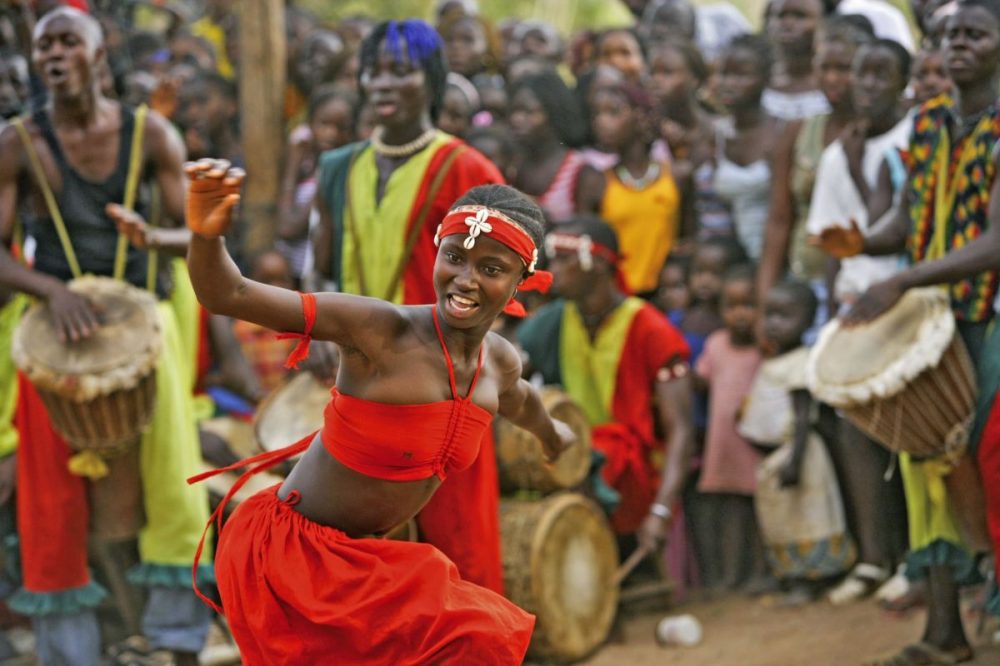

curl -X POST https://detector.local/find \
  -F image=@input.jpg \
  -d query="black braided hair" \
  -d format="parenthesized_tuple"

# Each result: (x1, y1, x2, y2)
(452, 185, 546, 252)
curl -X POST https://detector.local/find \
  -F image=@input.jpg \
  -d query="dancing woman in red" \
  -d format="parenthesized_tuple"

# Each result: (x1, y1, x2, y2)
(184, 161, 572, 665)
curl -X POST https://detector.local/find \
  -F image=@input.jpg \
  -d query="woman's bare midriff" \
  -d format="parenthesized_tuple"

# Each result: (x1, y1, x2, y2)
(277, 434, 441, 538)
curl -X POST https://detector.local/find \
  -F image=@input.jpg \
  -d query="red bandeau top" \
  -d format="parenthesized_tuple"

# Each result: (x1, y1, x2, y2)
(321, 306, 492, 481)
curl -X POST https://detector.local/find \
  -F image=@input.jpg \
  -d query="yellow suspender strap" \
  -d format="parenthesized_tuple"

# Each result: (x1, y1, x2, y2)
(10, 117, 83, 279)
(114, 103, 149, 282)
(146, 185, 160, 292)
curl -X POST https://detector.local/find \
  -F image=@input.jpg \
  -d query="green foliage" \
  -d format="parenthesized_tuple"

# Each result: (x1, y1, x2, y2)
(295, 0, 633, 35)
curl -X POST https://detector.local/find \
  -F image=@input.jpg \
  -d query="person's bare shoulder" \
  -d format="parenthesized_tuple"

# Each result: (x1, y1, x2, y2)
(487, 329, 523, 387)
(0, 122, 27, 179)
(141, 107, 184, 158)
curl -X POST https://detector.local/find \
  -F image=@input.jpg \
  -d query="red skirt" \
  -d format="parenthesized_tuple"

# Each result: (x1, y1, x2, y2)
(215, 485, 534, 665)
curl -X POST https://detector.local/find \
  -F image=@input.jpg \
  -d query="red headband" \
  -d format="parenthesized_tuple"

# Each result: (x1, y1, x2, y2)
(434, 205, 552, 317)
(545, 232, 632, 295)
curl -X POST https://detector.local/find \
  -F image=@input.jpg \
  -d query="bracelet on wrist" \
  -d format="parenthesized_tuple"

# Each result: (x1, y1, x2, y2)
(649, 502, 672, 521)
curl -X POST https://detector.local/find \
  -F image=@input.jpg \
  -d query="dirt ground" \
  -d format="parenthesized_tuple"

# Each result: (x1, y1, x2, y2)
(581, 594, 1000, 666)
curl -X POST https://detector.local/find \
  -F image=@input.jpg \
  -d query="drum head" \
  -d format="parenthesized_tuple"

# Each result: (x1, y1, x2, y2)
(13, 277, 161, 398)
(808, 288, 954, 406)
(254, 373, 331, 452)
(501, 494, 619, 662)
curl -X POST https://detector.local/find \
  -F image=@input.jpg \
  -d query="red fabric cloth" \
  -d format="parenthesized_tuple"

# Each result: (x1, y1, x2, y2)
(398, 140, 504, 306)
(15, 373, 91, 592)
(322, 307, 491, 482)
(978, 395, 1000, 582)
(416, 430, 505, 594)
(600, 304, 690, 534)
(277, 292, 316, 370)
(215, 485, 533, 665)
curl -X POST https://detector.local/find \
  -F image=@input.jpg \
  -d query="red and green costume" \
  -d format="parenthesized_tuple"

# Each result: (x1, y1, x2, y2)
(316, 132, 507, 592)
(518, 297, 690, 533)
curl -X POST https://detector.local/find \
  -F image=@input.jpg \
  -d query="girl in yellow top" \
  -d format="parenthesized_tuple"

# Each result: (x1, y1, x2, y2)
(590, 81, 693, 296)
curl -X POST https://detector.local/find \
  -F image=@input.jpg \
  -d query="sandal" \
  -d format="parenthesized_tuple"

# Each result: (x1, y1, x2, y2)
(863, 642, 973, 666)
(828, 563, 888, 605)
(106, 636, 173, 666)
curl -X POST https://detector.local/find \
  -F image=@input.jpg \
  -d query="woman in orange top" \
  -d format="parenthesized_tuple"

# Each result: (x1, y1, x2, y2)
(592, 81, 693, 297)
(184, 166, 573, 665)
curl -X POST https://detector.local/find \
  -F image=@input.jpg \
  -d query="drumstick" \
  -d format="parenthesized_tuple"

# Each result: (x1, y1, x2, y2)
(614, 543, 652, 586)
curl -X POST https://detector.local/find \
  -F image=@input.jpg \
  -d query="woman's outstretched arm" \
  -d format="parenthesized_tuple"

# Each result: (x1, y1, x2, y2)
(185, 160, 401, 353)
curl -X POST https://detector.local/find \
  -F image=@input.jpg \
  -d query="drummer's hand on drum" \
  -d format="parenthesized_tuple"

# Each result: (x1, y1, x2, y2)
(842, 276, 905, 327)
(47, 284, 101, 343)
(543, 419, 576, 463)
(809, 219, 865, 259)
(106, 203, 152, 249)
(185, 159, 245, 238)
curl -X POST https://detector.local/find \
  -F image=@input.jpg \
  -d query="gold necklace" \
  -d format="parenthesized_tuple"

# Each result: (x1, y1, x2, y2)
(371, 126, 437, 158)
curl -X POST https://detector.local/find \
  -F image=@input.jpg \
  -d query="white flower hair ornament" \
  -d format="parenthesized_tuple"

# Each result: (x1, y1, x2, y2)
(463, 208, 493, 249)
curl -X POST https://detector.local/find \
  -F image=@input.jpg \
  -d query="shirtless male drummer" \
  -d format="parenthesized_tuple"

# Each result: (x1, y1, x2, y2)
(0, 8, 209, 666)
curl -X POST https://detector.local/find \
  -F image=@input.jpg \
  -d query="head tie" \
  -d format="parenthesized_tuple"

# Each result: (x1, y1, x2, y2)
(545, 232, 632, 295)
(434, 205, 552, 317)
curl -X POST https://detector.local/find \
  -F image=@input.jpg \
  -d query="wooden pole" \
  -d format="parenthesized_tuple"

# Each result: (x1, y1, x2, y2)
(236, 0, 286, 258)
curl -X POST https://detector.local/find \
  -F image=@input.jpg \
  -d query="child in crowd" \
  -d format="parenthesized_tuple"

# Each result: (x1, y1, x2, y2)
(740, 280, 856, 605)
(277, 86, 359, 283)
(694, 264, 765, 591)
(657, 254, 691, 327)
(465, 125, 519, 184)
(680, 237, 748, 355)
(909, 45, 952, 105)
(176, 70, 241, 162)
(438, 72, 481, 138)
(596, 27, 646, 82)
(592, 80, 690, 297)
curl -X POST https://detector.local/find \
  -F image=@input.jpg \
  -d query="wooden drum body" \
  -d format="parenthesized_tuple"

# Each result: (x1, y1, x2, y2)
(254, 372, 330, 453)
(13, 276, 162, 455)
(495, 387, 592, 494)
(807, 288, 976, 458)
(500, 493, 619, 663)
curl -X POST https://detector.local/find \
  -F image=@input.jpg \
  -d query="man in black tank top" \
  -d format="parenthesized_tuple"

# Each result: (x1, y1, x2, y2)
(0, 8, 209, 666)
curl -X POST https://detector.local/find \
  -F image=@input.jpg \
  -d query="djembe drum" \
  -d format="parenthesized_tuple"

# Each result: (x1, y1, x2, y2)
(13, 276, 162, 455)
(13, 276, 162, 539)
(500, 492, 619, 663)
(494, 387, 592, 494)
(806, 288, 976, 458)
(254, 372, 331, 455)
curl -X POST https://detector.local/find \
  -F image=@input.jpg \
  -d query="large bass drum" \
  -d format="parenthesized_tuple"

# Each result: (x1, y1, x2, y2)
(500, 493, 619, 663)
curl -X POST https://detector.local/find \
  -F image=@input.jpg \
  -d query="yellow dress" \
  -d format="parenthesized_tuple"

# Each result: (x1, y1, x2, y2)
(600, 163, 680, 294)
